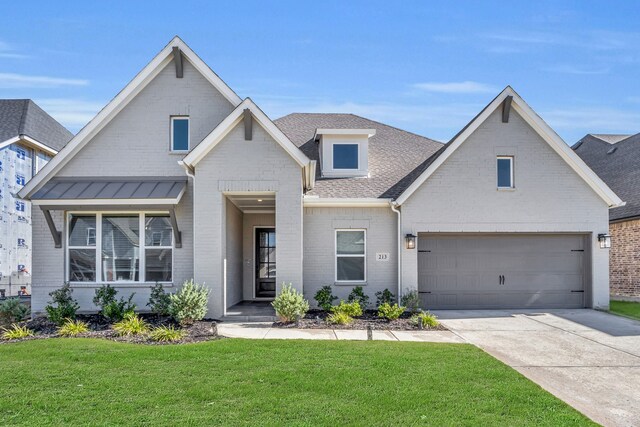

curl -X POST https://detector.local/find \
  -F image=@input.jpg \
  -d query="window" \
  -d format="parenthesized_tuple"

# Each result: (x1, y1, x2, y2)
(171, 117, 189, 151)
(336, 230, 366, 282)
(497, 156, 514, 188)
(333, 144, 359, 169)
(67, 213, 173, 283)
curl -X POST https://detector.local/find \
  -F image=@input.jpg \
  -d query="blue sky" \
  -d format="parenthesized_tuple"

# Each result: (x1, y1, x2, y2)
(1, 1, 639, 143)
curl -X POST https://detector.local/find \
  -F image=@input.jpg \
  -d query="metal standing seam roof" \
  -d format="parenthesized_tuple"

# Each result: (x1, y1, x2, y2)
(31, 177, 187, 201)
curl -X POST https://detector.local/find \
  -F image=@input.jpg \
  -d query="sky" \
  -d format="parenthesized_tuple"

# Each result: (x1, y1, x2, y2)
(1, 0, 639, 144)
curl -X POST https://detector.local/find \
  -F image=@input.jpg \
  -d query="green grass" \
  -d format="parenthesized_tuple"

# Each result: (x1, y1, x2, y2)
(0, 339, 593, 426)
(610, 300, 640, 320)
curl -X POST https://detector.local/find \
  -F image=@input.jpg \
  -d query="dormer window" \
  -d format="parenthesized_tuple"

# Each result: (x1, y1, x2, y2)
(314, 129, 375, 178)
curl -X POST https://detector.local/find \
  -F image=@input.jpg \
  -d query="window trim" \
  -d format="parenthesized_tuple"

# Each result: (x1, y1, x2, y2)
(332, 142, 360, 170)
(170, 116, 190, 152)
(66, 211, 174, 286)
(335, 229, 367, 283)
(496, 156, 514, 189)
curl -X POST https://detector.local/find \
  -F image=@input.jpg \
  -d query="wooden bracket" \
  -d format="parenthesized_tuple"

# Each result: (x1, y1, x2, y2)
(502, 95, 513, 123)
(172, 47, 183, 78)
(244, 108, 253, 140)
(169, 208, 182, 248)
(41, 208, 62, 248)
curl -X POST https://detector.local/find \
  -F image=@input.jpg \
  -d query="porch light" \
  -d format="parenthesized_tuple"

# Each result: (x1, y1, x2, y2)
(598, 233, 611, 249)
(405, 234, 417, 250)
(257, 199, 263, 202)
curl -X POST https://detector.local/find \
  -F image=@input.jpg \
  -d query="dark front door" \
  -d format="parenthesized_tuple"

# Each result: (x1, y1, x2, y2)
(255, 228, 276, 298)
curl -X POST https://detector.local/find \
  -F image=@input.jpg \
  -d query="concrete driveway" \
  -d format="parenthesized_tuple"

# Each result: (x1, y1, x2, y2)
(435, 309, 640, 427)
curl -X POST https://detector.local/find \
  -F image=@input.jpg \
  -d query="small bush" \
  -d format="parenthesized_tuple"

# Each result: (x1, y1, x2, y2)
(45, 283, 79, 326)
(58, 319, 89, 337)
(375, 289, 396, 307)
(0, 298, 30, 325)
(147, 283, 171, 316)
(347, 286, 369, 311)
(2, 324, 33, 340)
(150, 326, 186, 342)
(400, 290, 421, 314)
(410, 311, 439, 329)
(327, 311, 353, 325)
(93, 284, 136, 322)
(378, 303, 405, 320)
(113, 312, 149, 336)
(271, 283, 309, 323)
(169, 280, 209, 326)
(331, 300, 362, 317)
(314, 286, 337, 311)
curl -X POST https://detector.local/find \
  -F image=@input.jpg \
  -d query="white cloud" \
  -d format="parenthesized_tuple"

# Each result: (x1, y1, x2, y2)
(413, 81, 497, 94)
(35, 99, 103, 131)
(0, 41, 28, 59)
(542, 65, 611, 75)
(0, 73, 88, 89)
(541, 107, 640, 133)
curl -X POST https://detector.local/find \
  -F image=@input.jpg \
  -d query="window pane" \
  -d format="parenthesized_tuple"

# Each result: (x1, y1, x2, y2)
(69, 215, 96, 246)
(172, 118, 189, 151)
(497, 158, 512, 188)
(333, 144, 359, 169)
(69, 249, 96, 282)
(145, 215, 172, 246)
(102, 215, 139, 281)
(145, 248, 172, 282)
(337, 257, 365, 281)
(337, 231, 365, 255)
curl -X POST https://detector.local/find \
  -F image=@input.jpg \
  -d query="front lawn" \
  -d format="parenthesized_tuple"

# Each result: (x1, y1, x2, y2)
(610, 300, 640, 320)
(0, 339, 592, 426)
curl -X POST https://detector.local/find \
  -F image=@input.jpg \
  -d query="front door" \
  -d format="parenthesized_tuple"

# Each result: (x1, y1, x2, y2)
(255, 228, 276, 298)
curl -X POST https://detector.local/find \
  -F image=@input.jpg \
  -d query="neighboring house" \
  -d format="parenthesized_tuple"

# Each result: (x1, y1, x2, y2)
(0, 100, 72, 296)
(574, 133, 640, 298)
(18, 37, 622, 317)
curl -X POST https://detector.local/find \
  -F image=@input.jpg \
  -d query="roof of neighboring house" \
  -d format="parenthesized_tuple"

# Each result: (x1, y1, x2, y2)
(274, 113, 443, 199)
(574, 133, 640, 221)
(588, 134, 634, 145)
(0, 99, 73, 151)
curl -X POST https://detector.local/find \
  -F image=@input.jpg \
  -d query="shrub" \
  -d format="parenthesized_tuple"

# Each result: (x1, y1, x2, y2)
(1, 324, 33, 340)
(150, 326, 186, 342)
(93, 284, 136, 322)
(271, 283, 309, 323)
(58, 319, 89, 337)
(0, 297, 30, 325)
(314, 286, 337, 311)
(347, 286, 369, 311)
(327, 311, 353, 325)
(331, 300, 362, 317)
(45, 283, 79, 326)
(400, 290, 421, 314)
(378, 303, 405, 320)
(375, 289, 396, 307)
(147, 283, 171, 316)
(113, 312, 149, 336)
(410, 311, 439, 329)
(169, 280, 209, 326)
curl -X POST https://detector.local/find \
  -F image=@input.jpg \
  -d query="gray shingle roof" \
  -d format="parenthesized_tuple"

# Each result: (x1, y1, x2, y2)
(274, 113, 443, 199)
(0, 99, 73, 151)
(573, 133, 640, 221)
(32, 177, 187, 201)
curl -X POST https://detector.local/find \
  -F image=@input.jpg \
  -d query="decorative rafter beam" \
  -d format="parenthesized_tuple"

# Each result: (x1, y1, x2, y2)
(169, 208, 182, 248)
(172, 46, 183, 78)
(502, 95, 513, 123)
(41, 208, 62, 248)
(244, 108, 252, 140)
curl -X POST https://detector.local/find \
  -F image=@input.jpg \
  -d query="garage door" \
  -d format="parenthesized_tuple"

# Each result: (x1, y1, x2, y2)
(418, 234, 587, 309)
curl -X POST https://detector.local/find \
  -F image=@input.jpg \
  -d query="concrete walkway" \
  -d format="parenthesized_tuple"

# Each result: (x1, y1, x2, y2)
(435, 309, 640, 427)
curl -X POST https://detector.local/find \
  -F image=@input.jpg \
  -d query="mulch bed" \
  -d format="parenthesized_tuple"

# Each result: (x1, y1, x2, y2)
(1, 313, 219, 345)
(273, 310, 447, 331)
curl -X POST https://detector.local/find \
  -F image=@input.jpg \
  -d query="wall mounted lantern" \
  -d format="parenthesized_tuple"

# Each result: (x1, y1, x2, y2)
(405, 233, 417, 250)
(598, 233, 611, 249)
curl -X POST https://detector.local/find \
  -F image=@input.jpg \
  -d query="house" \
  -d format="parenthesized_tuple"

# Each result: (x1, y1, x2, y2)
(574, 133, 640, 299)
(18, 37, 622, 318)
(0, 100, 72, 297)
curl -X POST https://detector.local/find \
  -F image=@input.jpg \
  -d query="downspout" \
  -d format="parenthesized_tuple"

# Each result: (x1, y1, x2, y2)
(390, 201, 402, 302)
(178, 160, 196, 287)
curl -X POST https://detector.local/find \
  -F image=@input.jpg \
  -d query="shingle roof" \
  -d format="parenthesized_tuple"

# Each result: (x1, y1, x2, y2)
(573, 133, 640, 221)
(274, 113, 443, 199)
(0, 99, 73, 151)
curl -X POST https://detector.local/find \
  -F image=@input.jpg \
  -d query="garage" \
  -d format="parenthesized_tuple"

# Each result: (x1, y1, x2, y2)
(418, 233, 589, 309)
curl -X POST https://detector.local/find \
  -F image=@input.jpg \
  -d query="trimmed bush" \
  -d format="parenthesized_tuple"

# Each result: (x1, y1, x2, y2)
(331, 300, 362, 317)
(375, 289, 395, 307)
(93, 284, 136, 322)
(150, 326, 186, 342)
(314, 286, 337, 311)
(378, 303, 405, 321)
(410, 311, 439, 329)
(0, 297, 30, 325)
(113, 313, 149, 336)
(169, 280, 209, 326)
(45, 283, 79, 326)
(1, 324, 33, 340)
(400, 290, 421, 314)
(147, 283, 171, 316)
(327, 311, 353, 325)
(58, 319, 89, 337)
(347, 286, 369, 311)
(271, 283, 309, 323)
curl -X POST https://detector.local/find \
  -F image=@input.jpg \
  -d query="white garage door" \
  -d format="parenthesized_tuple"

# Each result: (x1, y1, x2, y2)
(418, 234, 587, 309)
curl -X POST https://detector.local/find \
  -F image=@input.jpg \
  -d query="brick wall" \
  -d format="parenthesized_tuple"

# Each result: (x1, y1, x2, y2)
(610, 219, 640, 297)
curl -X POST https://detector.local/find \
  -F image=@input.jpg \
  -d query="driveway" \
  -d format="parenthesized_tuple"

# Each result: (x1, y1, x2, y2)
(436, 309, 640, 427)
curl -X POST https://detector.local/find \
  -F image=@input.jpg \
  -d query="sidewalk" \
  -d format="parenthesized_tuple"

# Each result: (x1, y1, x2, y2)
(217, 322, 465, 343)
